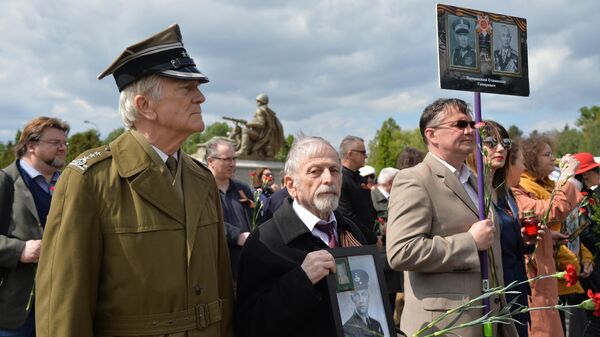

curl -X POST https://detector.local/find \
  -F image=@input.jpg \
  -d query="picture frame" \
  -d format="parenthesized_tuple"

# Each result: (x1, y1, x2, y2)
(446, 14, 479, 71)
(326, 245, 395, 337)
(491, 21, 522, 77)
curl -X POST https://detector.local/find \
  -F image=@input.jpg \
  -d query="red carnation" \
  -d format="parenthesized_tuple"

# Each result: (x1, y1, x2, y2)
(564, 264, 579, 287)
(474, 122, 486, 129)
(580, 207, 588, 215)
(588, 290, 600, 317)
(249, 172, 256, 177)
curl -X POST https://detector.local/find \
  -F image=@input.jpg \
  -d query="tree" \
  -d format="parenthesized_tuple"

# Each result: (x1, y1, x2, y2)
(182, 122, 231, 154)
(104, 127, 126, 144)
(275, 134, 295, 162)
(66, 129, 102, 164)
(576, 105, 600, 153)
(507, 125, 523, 140)
(367, 118, 426, 173)
(554, 124, 583, 156)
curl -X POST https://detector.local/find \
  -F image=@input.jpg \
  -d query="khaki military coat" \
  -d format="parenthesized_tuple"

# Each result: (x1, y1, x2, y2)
(35, 131, 234, 337)
(386, 154, 517, 337)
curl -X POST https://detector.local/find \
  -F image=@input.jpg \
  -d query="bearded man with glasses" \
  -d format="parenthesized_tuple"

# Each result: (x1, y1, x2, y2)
(385, 98, 518, 337)
(0, 116, 69, 336)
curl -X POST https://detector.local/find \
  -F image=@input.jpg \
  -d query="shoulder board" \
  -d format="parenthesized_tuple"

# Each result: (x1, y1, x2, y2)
(68, 146, 112, 172)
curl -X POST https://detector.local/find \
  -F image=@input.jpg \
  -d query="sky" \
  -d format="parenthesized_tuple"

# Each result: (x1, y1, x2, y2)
(1, 0, 599, 148)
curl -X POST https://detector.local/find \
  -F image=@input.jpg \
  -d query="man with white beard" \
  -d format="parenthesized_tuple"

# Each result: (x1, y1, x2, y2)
(235, 136, 368, 337)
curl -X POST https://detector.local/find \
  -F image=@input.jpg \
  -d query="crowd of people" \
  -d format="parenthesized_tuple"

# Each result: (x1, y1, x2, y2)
(1, 24, 598, 337)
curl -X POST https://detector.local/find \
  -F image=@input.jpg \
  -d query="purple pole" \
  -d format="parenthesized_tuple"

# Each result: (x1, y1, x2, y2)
(474, 93, 492, 336)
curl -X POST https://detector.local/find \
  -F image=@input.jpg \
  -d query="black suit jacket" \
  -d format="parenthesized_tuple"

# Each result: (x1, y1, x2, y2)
(234, 199, 367, 337)
(339, 167, 377, 244)
(343, 312, 384, 337)
(259, 187, 290, 224)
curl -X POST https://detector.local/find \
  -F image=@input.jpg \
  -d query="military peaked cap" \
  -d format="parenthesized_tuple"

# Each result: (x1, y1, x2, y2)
(98, 24, 208, 91)
(453, 18, 470, 35)
(352, 269, 369, 290)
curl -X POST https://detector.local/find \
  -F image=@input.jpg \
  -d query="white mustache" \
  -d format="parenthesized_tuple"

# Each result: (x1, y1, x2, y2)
(315, 185, 338, 197)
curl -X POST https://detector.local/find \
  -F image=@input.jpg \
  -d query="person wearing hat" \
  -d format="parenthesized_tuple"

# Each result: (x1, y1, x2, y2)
(35, 24, 234, 337)
(358, 165, 376, 190)
(572, 152, 600, 336)
(343, 269, 384, 337)
(451, 18, 476, 68)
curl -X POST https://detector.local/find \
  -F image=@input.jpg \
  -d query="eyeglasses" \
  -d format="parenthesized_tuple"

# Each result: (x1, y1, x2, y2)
(350, 149, 367, 156)
(211, 156, 237, 163)
(482, 137, 512, 150)
(437, 119, 477, 130)
(540, 151, 554, 158)
(37, 139, 69, 147)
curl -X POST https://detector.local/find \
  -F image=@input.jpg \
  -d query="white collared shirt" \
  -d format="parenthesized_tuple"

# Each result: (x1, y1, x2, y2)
(151, 145, 179, 163)
(377, 186, 390, 200)
(292, 200, 338, 245)
(429, 153, 479, 210)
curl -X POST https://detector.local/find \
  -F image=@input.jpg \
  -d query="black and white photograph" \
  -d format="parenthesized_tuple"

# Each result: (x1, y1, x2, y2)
(327, 246, 395, 337)
(492, 22, 521, 75)
(447, 14, 478, 70)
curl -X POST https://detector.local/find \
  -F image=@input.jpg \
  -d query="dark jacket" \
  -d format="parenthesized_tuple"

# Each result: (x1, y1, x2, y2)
(343, 312, 384, 337)
(259, 187, 290, 224)
(234, 199, 367, 337)
(339, 167, 377, 244)
(0, 161, 45, 329)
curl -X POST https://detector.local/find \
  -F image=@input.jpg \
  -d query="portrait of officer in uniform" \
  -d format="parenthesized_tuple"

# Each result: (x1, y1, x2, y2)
(35, 24, 234, 337)
(492, 23, 520, 74)
(449, 16, 477, 69)
(343, 269, 385, 337)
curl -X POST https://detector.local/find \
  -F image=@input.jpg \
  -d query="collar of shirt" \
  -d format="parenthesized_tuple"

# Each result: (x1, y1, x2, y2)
(151, 145, 179, 163)
(429, 152, 472, 183)
(291, 199, 338, 245)
(377, 186, 390, 199)
(18, 159, 59, 193)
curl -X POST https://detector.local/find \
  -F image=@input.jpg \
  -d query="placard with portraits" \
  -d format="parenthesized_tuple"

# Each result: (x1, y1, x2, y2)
(437, 4, 529, 96)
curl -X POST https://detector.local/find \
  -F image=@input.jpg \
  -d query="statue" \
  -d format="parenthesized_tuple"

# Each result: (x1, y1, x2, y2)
(223, 93, 285, 160)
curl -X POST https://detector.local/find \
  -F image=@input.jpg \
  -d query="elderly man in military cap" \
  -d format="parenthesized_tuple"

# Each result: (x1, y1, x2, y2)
(451, 18, 476, 68)
(35, 24, 234, 337)
(343, 269, 384, 337)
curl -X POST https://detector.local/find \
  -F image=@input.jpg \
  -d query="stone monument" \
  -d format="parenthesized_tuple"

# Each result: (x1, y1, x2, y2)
(192, 93, 285, 186)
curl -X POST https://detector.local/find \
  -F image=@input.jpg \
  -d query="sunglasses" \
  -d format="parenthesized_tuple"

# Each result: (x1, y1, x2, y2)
(435, 119, 477, 130)
(482, 137, 512, 150)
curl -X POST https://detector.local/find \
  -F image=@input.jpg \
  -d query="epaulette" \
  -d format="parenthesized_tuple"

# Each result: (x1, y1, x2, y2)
(68, 146, 113, 172)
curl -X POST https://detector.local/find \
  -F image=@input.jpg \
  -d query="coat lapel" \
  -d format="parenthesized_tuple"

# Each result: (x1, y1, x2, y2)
(111, 132, 185, 225)
(5, 163, 41, 230)
(425, 154, 479, 216)
(181, 154, 210, 263)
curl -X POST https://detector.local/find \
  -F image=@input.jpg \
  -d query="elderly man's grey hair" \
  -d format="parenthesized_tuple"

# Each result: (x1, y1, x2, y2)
(377, 167, 401, 185)
(285, 136, 340, 180)
(118, 74, 163, 129)
(204, 137, 235, 163)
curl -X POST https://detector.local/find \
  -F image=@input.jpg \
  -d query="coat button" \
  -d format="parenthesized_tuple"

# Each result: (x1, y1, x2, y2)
(194, 284, 202, 295)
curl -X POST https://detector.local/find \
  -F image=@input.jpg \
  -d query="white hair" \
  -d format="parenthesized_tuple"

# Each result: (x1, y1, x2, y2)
(377, 167, 400, 185)
(284, 136, 340, 180)
(118, 75, 163, 129)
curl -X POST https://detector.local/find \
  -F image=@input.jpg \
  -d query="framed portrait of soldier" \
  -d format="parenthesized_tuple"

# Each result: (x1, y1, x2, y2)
(447, 14, 479, 71)
(492, 22, 521, 76)
(327, 246, 395, 337)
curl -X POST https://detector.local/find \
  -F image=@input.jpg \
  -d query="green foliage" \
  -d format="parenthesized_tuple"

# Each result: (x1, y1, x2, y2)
(182, 122, 231, 154)
(0, 141, 16, 168)
(554, 124, 583, 157)
(367, 117, 426, 173)
(275, 134, 295, 162)
(576, 106, 600, 153)
(507, 125, 523, 140)
(66, 129, 103, 164)
(104, 127, 126, 144)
